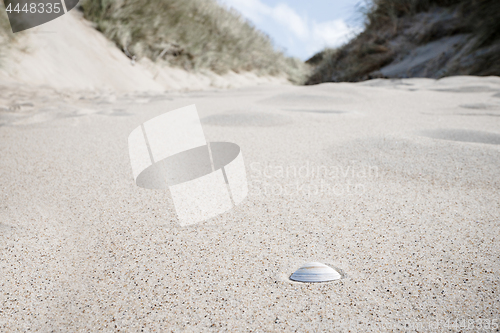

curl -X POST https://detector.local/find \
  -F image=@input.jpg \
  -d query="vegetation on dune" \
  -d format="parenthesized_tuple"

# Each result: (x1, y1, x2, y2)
(0, 11, 9, 35)
(0, 3, 15, 66)
(0, 1, 10, 34)
(365, 0, 499, 47)
(80, 0, 307, 83)
(306, 0, 500, 84)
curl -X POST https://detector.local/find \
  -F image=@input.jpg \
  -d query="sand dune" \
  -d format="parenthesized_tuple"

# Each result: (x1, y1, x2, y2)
(1, 75, 499, 331)
(0, 10, 287, 92)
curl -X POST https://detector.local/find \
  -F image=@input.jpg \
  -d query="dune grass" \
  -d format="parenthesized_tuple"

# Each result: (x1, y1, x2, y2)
(80, 0, 307, 83)
(0, 2, 15, 66)
(365, 0, 499, 47)
(0, 1, 10, 34)
(306, 0, 500, 83)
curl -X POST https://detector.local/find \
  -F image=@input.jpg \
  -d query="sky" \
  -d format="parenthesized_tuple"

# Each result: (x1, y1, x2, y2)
(217, 0, 365, 60)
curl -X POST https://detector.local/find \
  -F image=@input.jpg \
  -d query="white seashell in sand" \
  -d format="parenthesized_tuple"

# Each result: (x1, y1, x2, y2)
(290, 262, 341, 283)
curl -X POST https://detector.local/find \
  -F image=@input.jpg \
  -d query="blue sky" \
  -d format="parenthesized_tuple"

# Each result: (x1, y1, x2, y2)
(217, 0, 365, 60)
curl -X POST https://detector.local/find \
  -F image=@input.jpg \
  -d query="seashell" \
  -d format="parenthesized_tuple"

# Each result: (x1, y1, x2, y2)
(290, 262, 341, 283)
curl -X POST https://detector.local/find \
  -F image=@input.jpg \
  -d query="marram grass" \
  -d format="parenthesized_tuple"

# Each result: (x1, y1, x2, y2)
(0, 2, 15, 66)
(80, 0, 307, 83)
(306, 0, 500, 83)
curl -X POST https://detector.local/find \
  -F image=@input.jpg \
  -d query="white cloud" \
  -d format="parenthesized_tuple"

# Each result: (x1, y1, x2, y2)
(218, 0, 361, 59)
(309, 20, 362, 53)
(270, 3, 309, 40)
(219, 0, 271, 24)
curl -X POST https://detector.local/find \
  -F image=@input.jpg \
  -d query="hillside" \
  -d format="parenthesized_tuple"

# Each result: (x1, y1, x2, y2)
(80, 0, 306, 83)
(306, 0, 500, 84)
(0, 0, 307, 92)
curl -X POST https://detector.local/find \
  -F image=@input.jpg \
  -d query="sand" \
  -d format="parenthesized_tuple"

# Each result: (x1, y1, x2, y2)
(0, 75, 499, 331)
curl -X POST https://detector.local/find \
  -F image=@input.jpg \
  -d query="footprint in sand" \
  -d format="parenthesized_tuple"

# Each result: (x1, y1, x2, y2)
(201, 112, 292, 127)
(258, 93, 349, 107)
(420, 129, 500, 145)
(282, 109, 347, 114)
(459, 103, 500, 110)
(432, 86, 499, 93)
(7, 102, 35, 112)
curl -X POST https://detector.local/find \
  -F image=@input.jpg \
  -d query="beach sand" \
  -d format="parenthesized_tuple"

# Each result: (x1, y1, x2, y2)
(1, 76, 499, 331)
